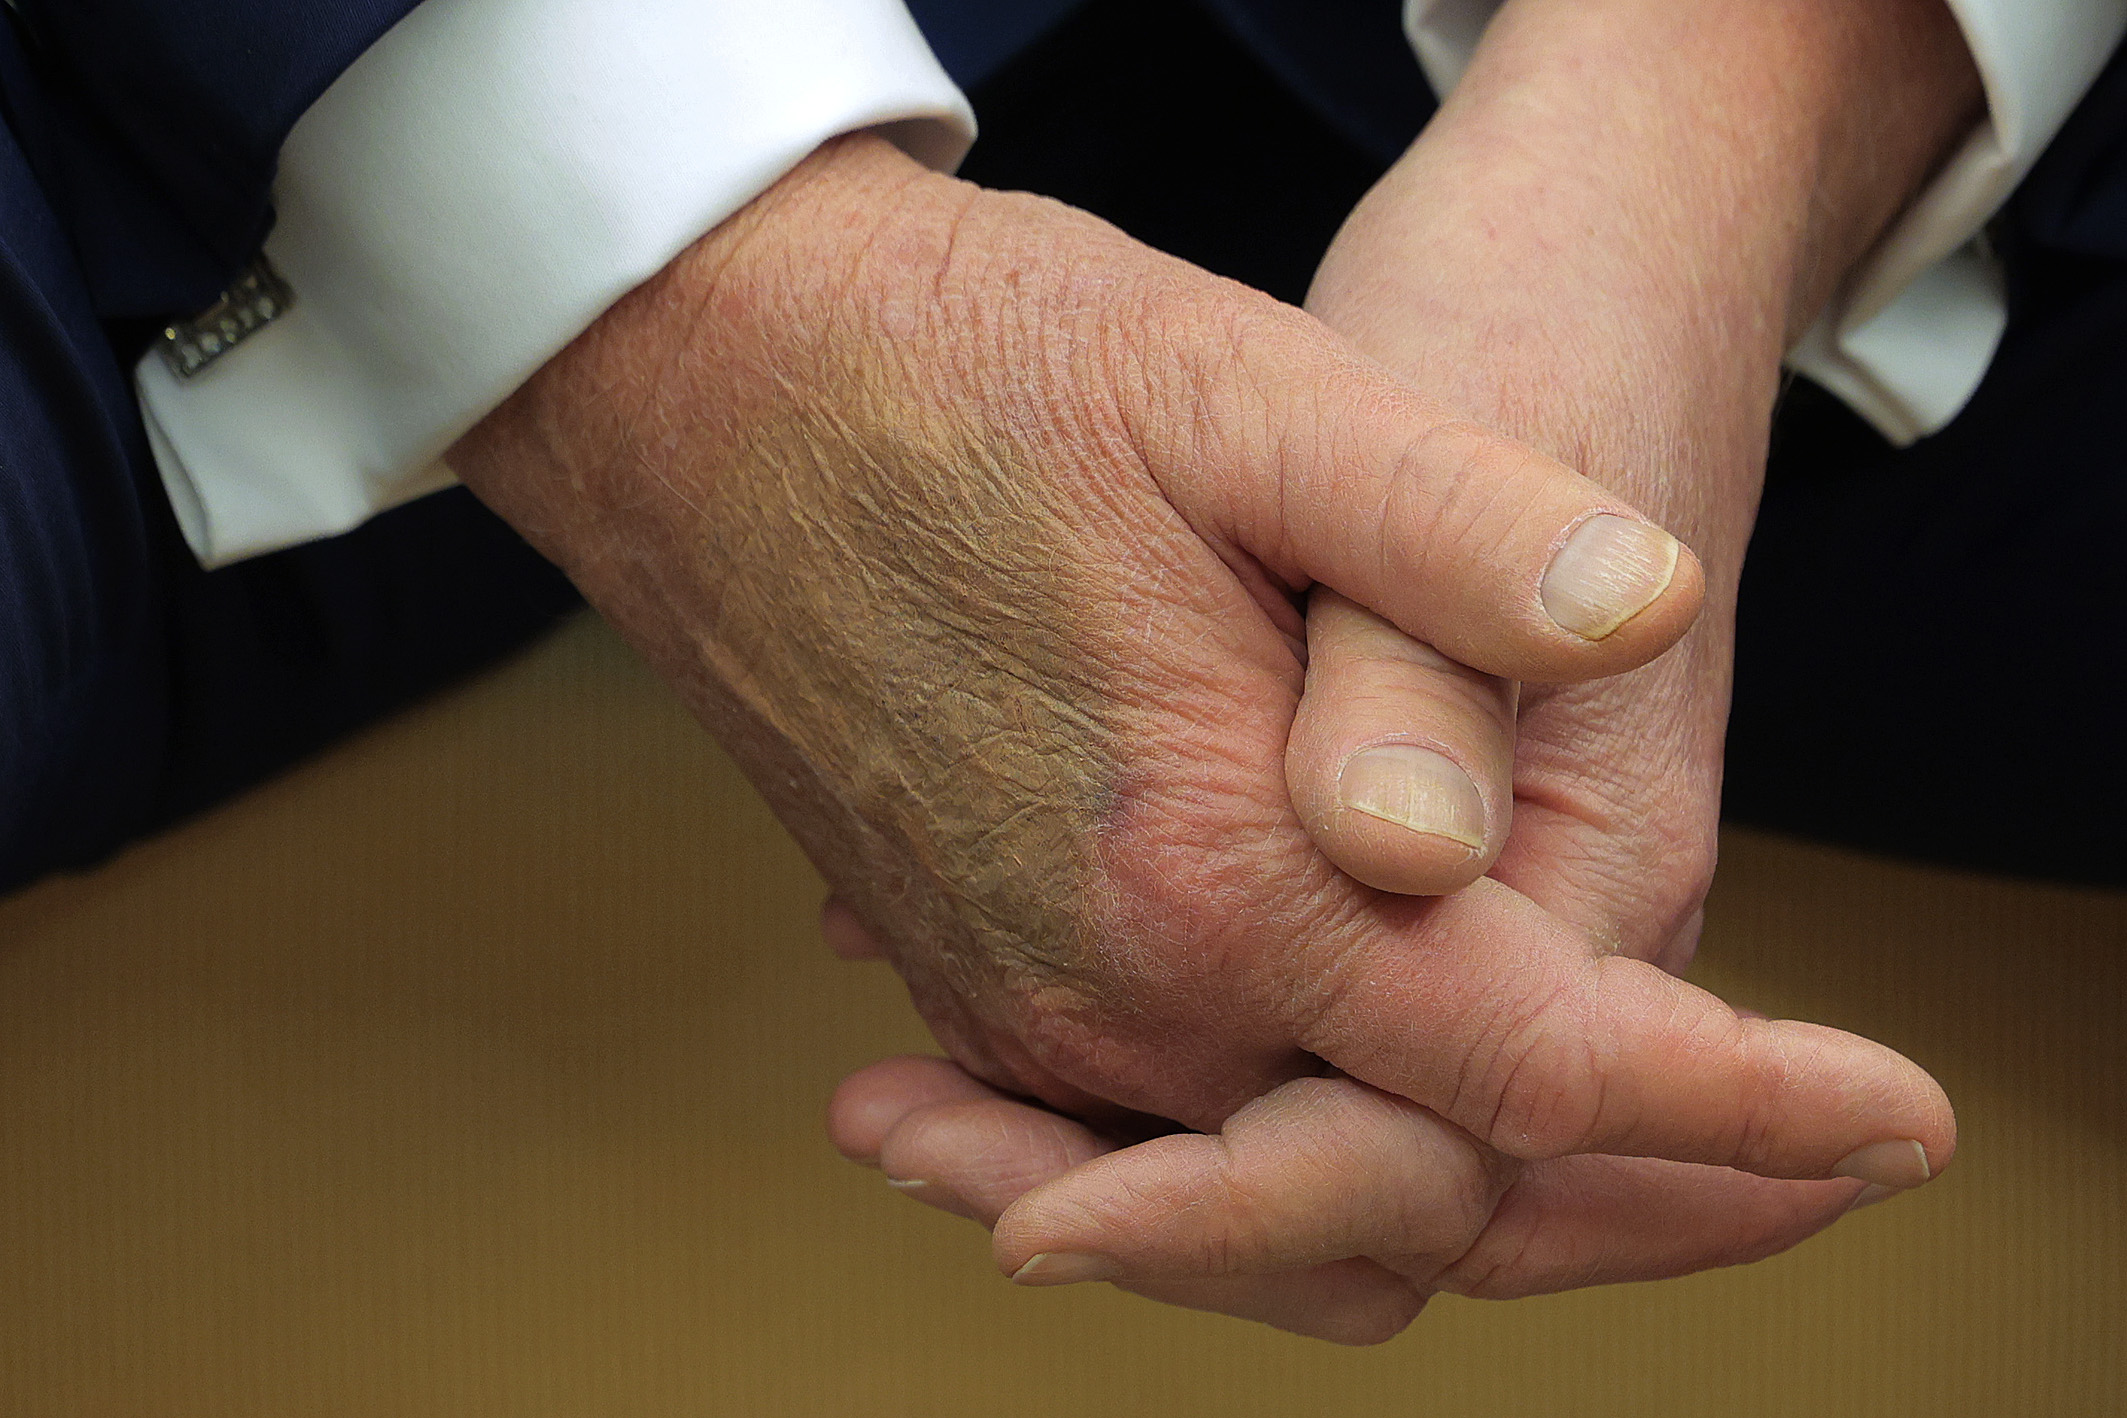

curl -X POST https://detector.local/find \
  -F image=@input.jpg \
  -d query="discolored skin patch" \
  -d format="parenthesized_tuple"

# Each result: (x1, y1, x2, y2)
(452, 136, 1334, 1121)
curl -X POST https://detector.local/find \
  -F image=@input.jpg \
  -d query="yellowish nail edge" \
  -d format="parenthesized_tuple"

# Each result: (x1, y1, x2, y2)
(1343, 800, 1487, 851)
(1010, 1252, 1119, 1286)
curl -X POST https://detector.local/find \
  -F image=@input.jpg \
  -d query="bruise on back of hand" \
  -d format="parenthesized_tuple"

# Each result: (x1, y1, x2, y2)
(681, 356, 1128, 1009)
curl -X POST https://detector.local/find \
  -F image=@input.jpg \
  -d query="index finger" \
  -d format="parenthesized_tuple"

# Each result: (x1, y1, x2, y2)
(1288, 879, 1954, 1187)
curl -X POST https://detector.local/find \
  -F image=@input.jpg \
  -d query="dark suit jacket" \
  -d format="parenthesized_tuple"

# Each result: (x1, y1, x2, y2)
(0, 0, 572, 892)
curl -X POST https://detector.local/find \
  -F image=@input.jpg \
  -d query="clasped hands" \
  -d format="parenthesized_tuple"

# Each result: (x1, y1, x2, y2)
(795, 141, 1943, 1342)
(451, 0, 1978, 1345)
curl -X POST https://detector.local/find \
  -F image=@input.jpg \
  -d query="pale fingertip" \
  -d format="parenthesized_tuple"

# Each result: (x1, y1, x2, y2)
(820, 897, 887, 961)
(825, 1079, 890, 1165)
(887, 1175, 976, 1220)
(1844, 1182, 1901, 1213)
(1322, 743, 1493, 895)
(1319, 811, 1492, 896)
(826, 1055, 987, 1165)
(1011, 1252, 1123, 1286)
(1832, 1138, 1933, 1190)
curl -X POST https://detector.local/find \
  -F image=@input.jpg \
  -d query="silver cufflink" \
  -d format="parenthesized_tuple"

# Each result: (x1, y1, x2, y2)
(158, 256, 294, 380)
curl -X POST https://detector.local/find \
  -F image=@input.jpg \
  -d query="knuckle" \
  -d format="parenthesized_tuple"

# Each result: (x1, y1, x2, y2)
(1398, 419, 1562, 513)
(1440, 1145, 1508, 1240)
(1724, 1015, 1816, 1168)
(1458, 985, 1609, 1160)
(1383, 419, 1492, 538)
(1654, 828, 1720, 917)
(1380, 1157, 1496, 1260)
(1441, 1204, 1560, 1301)
(1486, 1044, 1609, 1161)
(1208, 1178, 1295, 1273)
(1380, 420, 1558, 611)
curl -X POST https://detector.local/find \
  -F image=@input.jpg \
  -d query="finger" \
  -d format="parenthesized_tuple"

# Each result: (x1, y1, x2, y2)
(994, 1076, 1509, 1283)
(1133, 301, 1704, 682)
(1287, 589, 1516, 894)
(1653, 904, 1707, 976)
(1291, 879, 1957, 1186)
(827, 1054, 999, 1166)
(834, 1054, 1172, 1216)
(821, 896, 889, 960)
(843, 1058, 1425, 1342)
(1121, 1264, 1425, 1346)
(839, 1058, 1176, 1209)
(847, 1064, 1870, 1323)
(994, 1077, 1865, 1304)
(1440, 1154, 1867, 1300)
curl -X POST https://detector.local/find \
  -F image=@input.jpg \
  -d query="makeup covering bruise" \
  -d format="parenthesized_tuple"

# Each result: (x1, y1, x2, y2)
(718, 391, 1118, 994)
(552, 343, 1124, 1027)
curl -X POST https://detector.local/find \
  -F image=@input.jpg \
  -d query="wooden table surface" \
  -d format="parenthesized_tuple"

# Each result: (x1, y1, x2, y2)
(4, 613, 2121, 1417)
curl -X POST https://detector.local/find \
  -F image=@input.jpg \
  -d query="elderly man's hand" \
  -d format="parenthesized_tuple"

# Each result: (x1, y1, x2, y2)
(826, 0, 1982, 1342)
(451, 125, 1945, 1234)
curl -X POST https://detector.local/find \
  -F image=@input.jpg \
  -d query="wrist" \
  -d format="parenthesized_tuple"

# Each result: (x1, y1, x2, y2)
(1416, 0, 1981, 346)
(1308, 125, 1778, 564)
(1309, 0, 1980, 552)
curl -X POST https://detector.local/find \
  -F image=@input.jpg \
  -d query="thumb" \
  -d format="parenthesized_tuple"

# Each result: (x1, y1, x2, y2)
(1130, 299, 1703, 682)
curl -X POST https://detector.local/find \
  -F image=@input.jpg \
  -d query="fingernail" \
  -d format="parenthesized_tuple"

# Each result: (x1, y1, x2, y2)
(1540, 515, 1680, 640)
(887, 1176, 972, 1219)
(1833, 1139, 1932, 1190)
(1338, 746, 1485, 849)
(1845, 1182, 1900, 1213)
(1010, 1252, 1122, 1287)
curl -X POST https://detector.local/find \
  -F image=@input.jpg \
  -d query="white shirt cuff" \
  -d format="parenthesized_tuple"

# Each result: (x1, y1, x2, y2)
(138, 0, 975, 568)
(1405, 0, 2127, 447)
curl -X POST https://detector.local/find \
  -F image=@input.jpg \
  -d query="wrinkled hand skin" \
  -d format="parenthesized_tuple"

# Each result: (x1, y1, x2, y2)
(466, 139, 1248, 1120)
(816, 0, 1980, 1345)
(455, 125, 1946, 1239)
(452, 133, 1432, 1126)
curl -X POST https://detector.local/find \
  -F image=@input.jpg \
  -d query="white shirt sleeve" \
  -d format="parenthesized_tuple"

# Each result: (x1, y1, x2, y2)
(1405, 0, 2127, 447)
(137, 0, 974, 569)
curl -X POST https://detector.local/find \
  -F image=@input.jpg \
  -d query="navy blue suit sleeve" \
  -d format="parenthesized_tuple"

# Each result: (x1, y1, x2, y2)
(0, 0, 575, 893)
(8, 0, 424, 316)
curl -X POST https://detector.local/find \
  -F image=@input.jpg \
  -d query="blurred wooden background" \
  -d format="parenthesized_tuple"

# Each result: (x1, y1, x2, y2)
(3, 612, 2121, 1417)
